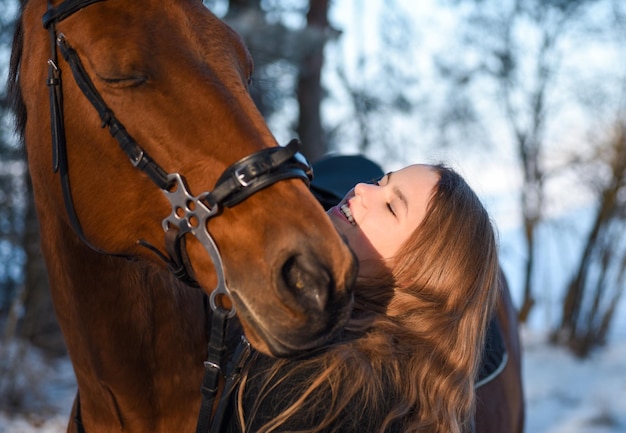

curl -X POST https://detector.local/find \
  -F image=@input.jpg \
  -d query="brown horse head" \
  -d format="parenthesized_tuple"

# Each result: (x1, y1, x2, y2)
(16, 0, 356, 357)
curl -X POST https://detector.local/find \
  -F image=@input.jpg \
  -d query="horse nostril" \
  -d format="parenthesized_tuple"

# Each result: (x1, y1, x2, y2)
(281, 254, 331, 312)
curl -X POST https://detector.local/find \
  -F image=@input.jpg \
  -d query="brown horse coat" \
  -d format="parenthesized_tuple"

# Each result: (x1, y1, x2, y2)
(11, 1, 357, 431)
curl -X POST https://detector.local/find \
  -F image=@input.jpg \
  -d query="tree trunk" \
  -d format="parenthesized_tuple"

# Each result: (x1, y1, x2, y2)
(552, 123, 626, 357)
(296, 0, 329, 162)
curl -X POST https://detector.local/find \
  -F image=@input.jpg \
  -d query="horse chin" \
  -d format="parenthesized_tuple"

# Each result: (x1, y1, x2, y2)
(232, 292, 354, 358)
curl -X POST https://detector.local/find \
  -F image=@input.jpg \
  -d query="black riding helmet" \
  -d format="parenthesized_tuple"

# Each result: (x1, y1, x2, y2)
(310, 154, 385, 211)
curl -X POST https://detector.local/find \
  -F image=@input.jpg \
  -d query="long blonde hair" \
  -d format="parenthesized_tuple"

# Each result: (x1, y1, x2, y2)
(233, 164, 500, 433)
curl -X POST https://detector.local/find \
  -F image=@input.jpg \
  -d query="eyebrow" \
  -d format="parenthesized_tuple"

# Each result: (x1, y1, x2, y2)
(387, 172, 409, 216)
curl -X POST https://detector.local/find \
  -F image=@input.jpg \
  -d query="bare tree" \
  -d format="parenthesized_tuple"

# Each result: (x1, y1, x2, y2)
(216, 0, 423, 163)
(553, 121, 626, 356)
(550, 0, 626, 356)
(324, 0, 419, 160)
(437, 0, 606, 322)
(219, 0, 341, 160)
(296, 0, 331, 162)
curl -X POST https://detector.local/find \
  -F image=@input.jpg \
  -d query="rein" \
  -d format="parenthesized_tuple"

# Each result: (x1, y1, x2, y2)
(42, 1, 307, 431)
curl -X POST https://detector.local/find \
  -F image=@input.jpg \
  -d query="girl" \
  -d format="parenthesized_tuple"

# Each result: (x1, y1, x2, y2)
(228, 163, 500, 433)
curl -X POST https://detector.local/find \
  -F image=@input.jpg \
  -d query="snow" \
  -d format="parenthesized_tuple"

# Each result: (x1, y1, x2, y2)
(0, 341, 76, 433)
(522, 330, 626, 433)
(1, 325, 625, 432)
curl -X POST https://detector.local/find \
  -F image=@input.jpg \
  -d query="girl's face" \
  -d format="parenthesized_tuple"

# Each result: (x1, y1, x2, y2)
(327, 164, 439, 273)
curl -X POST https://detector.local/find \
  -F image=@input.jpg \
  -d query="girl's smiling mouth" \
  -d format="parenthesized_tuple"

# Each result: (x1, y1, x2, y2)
(340, 203, 356, 226)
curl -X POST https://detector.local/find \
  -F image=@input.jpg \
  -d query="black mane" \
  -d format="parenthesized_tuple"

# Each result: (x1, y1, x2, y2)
(8, 8, 26, 144)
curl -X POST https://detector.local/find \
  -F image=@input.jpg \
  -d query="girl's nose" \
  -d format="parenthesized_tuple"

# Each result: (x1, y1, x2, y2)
(354, 182, 369, 196)
(354, 182, 377, 207)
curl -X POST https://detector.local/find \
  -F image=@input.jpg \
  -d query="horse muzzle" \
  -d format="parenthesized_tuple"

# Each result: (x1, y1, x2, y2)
(225, 240, 355, 357)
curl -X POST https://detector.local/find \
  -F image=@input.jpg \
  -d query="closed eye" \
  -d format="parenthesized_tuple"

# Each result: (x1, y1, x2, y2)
(387, 203, 396, 216)
(368, 175, 385, 186)
(98, 74, 148, 88)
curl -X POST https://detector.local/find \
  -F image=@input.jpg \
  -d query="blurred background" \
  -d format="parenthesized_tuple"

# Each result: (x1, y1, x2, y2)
(0, 0, 625, 432)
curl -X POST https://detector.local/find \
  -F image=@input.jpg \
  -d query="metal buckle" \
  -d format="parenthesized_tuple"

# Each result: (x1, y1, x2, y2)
(130, 150, 144, 167)
(203, 361, 221, 371)
(234, 168, 251, 187)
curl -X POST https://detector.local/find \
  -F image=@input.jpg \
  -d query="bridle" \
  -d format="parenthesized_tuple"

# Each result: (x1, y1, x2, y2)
(42, 0, 310, 431)
(43, 0, 312, 311)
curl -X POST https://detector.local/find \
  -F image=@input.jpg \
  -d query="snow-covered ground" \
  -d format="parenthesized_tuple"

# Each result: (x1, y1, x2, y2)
(0, 342, 75, 433)
(522, 330, 626, 433)
(1, 327, 625, 433)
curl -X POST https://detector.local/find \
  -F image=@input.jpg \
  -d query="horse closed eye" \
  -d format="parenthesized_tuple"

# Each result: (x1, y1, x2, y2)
(98, 74, 148, 88)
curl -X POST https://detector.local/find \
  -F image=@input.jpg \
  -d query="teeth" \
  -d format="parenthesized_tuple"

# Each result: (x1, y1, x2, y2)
(340, 204, 356, 226)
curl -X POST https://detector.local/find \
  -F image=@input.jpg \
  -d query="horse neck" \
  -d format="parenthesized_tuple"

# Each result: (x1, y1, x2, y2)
(42, 224, 208, 432)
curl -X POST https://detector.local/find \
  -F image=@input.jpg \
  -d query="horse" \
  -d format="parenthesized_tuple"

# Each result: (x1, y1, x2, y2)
(9, 1, 357, 432)
(474, 271, 525, 433)
(310, 155, 525, 433)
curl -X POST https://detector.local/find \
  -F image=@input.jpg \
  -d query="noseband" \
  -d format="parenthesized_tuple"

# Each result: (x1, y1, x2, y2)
(42, 0, 312, 317)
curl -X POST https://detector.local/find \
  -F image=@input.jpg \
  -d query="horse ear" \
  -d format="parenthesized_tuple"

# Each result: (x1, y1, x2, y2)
(310, 154, 384, 210)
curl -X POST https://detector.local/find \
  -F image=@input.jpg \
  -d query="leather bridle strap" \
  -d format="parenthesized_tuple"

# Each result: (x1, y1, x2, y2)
(44, 1, 111, 254)
(56, 34, 173, 190)
(208, 138, 311, 208)
(41, 0, 312, 290)
(196, 307, 229, 433)
(208, 335, 251, 433)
